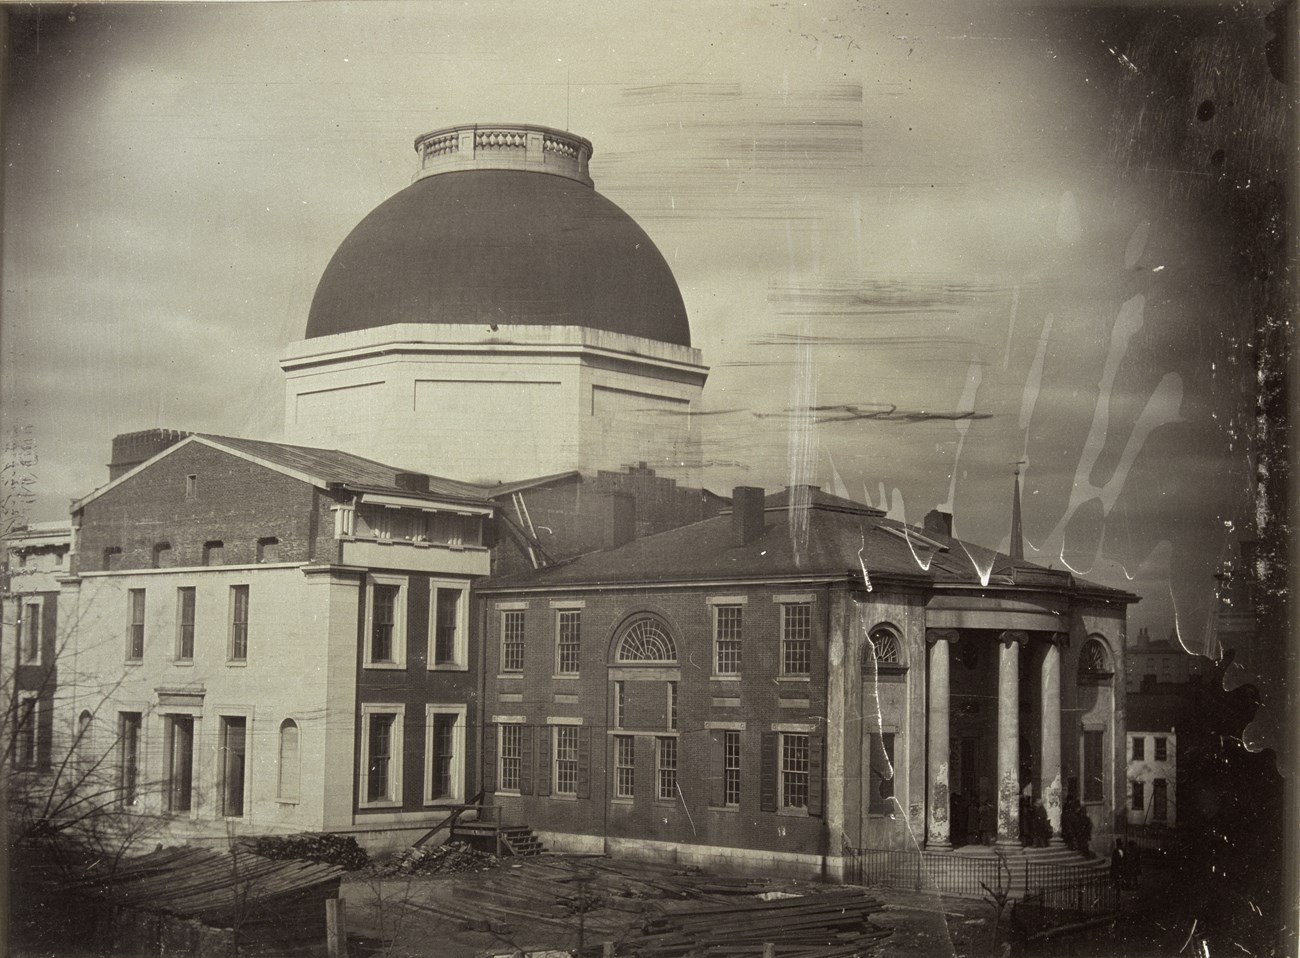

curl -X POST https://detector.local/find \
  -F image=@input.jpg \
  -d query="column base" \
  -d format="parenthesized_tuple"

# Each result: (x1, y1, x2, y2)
(926, 840, 952, 852)
(1048, 836, 1066, 847)
(994, 838, 1022, 850)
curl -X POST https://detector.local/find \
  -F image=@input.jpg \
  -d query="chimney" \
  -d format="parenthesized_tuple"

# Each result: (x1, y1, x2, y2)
(607, 493, 636, 549)
(731, 486, 765, 546)
(108, 429, 191, 480)
(394, 472, 431, 494)
(923, 509, 952, 538)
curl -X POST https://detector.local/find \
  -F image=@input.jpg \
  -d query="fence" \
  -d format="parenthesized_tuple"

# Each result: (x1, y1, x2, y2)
(1016, 869, 1119, 933)
(843, 846, 1119, 912)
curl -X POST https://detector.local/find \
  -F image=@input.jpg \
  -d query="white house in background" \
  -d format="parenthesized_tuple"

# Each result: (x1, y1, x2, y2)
(1126, 729, 1176, 827)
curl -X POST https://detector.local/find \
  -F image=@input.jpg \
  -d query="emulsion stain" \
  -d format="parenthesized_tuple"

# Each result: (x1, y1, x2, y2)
(1196, 98, 1216, 121)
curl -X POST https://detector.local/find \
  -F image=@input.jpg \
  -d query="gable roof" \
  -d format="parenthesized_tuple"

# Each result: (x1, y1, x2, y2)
(72, 434, 494, 511)
(480, 488, 1137, 602)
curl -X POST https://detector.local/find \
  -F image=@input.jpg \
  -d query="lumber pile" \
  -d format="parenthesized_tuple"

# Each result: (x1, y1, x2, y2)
(379, 840, 502, 876)
(625, 887, 891, 957)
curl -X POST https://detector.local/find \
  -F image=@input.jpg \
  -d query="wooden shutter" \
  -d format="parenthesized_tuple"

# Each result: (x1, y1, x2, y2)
(577, 727, 592, 799)
(760, 731, 778, 812)
(519, 725, 535, 796)
(481, 723, 497, 792)
(537, 727, 552, 797)
(807, 734, 825, 817)
(707, 730, 725, 807)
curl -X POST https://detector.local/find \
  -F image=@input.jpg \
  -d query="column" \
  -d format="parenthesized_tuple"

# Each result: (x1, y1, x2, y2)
(1040, 635, 1064, 844)
(996, 630, 1026, 848)
(926, 629, 958, 849)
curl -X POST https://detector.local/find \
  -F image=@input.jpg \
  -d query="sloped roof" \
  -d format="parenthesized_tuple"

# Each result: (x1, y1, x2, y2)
(481, 487, 1137, 602)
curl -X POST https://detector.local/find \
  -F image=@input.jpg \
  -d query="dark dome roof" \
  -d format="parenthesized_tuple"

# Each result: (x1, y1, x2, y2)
(306, 169, 691, 346)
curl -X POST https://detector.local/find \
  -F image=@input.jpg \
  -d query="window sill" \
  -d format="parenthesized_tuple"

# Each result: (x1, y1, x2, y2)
(429, 664, 469, 672)
(710, 675, 741, 681)
(496, 789, 522, 797)
(124, 659, 143, 667)
(423, 797, 466, 808)
(363, 662, 406, 671)
(777, 806, 811, 818)
(777, 675, 811, 682)
(611, 797, 634, 806)
(549, 793, 579, 802)
(551, 673, 580, 681)
(226, 660, 249, 668)
(359, 800, 403, 810)
(173, 660, 194, 667)
(497, 672, 524, 680)
(709, 804, 741, 814)
(275, 799, 301, 806)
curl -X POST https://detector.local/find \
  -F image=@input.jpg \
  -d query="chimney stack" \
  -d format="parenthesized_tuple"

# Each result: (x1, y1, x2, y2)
(607, 493, 636, 549)
(108, 429, 191, 480)
(731, 486, 765, 546)
(923, 509, 952, 538)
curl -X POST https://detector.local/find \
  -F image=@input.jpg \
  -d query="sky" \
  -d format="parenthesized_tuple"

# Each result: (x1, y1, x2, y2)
(1, 1, 1288, 670)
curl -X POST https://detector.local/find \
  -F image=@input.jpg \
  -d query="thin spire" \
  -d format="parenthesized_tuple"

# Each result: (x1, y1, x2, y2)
(1010, 463, 1025, 561)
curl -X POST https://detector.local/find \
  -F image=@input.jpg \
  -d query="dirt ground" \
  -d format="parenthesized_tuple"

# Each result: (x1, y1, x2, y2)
(339, 855, 1002, 958)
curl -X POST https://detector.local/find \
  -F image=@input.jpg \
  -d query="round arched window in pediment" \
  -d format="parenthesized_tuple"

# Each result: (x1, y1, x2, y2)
(868, 626, 902, 665)
(616, 617, 678, 664)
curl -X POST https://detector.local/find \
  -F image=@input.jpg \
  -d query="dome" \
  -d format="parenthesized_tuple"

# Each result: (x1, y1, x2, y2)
(305, 124, 691, 346)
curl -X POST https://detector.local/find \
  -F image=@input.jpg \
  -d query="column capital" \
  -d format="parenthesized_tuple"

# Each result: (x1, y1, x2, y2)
(998, 629, 1028, 647)
(1047, 630, 1070, 647)
(926, 628, 960, 646)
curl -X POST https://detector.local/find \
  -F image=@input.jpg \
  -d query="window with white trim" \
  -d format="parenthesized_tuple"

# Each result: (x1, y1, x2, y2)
(501, 610, 525, 672)
(781, 603, 812, 675)
(554, 725, 579, 796)
(21, 600, 41, 664)
(229, 585, 249, 661)
(614, 735, 635, 799)
(556, 610, 581, 675)
(656, 736, 677, 801)
(360, 705, 404, 806)
(219, 716, 247, 817)
(176, 587, 196, 661)
(1154, 737, 1167, 762)
(781, 732, 810, 809)
(613, 680, 625, 729)
(724, 730, 741, 807)
(430, 584, 467, 669)
(364, 576, 406, 668)
(714, 604, 743, 675)
(668, 681, 678, 731)
(1132, 736, 1145, 761)
(164, 714, 195, 814)
(425, 705, 466, 803)
(499, 723, 523, 792)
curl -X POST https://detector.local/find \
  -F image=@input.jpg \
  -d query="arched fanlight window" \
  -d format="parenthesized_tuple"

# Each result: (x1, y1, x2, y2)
(1080, 638, 1110, 675)
(616, 617, 677, 663)
(869, 626, 902, 665)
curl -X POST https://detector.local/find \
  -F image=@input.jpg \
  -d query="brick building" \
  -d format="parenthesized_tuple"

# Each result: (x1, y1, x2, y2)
(60, 431, 495, 846)
(474, 486, 1136, 878)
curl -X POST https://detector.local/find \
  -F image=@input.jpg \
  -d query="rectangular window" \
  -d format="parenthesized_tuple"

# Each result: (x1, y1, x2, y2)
(364, 711, 399, 804)
(229, 585, 249, 661)
(781, 603, 812, 675)
(1154, 737, 1167, 762)
(15, 694, 37, 767)
(869, 732, 896, 814)
(1131, 779, 1145, 812)
(554, 726, 579, 796)
(203, 541, 224, 566)
(656, 736, 678, 801)
(499, 723, 523, 792)
(613, 681, 625, 729)
(220, 717, 247, 817)
(781, 733, 810, 809)
(1153, 778, 1168, 822)
(176, 588, 196, 660)
(426, 708, 463, 802)
(714, 605, 743, 675)
(432, 587, 463, 667)
(614, 735, 635, 799)
(1083, 730, 1104, 803)
(164, 715, 195, 814)
(127, 589, 146, 660)
(119, 712, 142, 807)
(501, 611, 525, 672)
(556, 610, 581, 675)
(21, 602, 40, 663)
(724, 730, 741, 807)
(371, 584, 398, 664)
(185, 474, 198, 498)
(1132, 737, 1145, 761)
(668, 681, 678, 730)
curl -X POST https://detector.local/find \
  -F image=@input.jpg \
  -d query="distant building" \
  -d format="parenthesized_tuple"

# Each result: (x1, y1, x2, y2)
(474, 486, 1136, 878)
(1125, 725, 1176, 828)
(61, 431, 496, 846)
(2, 520, 72, 774)
(1125, 626, 1206, 692)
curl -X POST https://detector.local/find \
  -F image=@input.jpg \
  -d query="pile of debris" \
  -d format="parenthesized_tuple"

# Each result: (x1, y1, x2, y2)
(379, 841, 502, 876)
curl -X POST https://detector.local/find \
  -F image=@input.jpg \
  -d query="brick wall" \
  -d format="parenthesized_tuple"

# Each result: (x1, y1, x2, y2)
(476, 582, 832, 858)
(78, 441, 328, 571)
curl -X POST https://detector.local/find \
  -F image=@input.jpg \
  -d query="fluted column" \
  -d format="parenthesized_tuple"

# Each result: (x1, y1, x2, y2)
(996, 630, 1027, 848)
(926, 629, 958, 849)
(1041, 635, 1065, 844)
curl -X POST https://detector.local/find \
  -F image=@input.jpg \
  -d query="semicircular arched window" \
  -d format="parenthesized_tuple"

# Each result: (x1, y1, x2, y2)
(1080, 638, 1110, 675)
(869, 627, 902, 665)
(616, 617, 678, 663)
